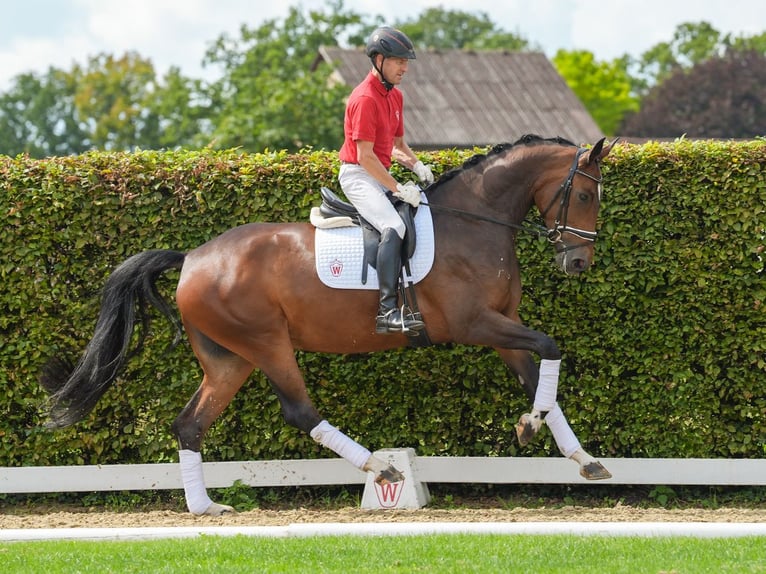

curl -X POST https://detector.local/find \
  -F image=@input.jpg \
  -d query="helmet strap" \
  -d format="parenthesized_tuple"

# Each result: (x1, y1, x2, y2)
(371, 56, 394, 91)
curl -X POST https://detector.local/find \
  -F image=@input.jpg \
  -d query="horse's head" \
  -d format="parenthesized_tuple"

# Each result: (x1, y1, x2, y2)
(535, 137, 617, 275)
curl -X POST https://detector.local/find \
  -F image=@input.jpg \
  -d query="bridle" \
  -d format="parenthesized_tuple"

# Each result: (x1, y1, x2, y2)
(421, 146, 603, 252)
(538, 146, 603, 251)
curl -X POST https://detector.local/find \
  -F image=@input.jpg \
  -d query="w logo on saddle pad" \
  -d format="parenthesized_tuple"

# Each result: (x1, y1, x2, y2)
(314, 205, 435, 290)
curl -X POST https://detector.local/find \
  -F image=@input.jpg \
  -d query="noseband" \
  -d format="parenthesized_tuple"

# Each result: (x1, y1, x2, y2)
(422, 146, 602, 251)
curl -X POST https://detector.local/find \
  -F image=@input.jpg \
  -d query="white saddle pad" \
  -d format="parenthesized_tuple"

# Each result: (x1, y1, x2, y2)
(315, 203, 435, 290)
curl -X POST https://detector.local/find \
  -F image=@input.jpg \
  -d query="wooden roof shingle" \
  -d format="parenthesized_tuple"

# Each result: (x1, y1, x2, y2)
(315, 47, 603, 149)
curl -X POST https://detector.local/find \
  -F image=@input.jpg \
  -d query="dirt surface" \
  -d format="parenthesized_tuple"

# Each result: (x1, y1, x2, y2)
(2, 504, 764, 529)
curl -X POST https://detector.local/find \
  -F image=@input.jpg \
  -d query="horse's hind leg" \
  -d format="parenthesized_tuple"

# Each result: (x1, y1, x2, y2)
(171, 333, 255, 516)
(258, 343, 404, 485)
(498, 348, 612, 480)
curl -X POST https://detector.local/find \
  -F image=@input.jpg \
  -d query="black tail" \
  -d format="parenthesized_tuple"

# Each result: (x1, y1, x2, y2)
(40, 250, 186, 428)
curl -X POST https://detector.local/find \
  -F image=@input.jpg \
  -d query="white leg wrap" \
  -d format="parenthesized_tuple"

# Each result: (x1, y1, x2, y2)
(310, 420, 372, 469)
(178, 449, 213, 515)
(544, 404, 581, 458)
(533, 359, 560, 412)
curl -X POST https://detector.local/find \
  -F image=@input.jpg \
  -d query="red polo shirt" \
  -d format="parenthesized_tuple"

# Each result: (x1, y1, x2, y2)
(339, 71, 404, 168)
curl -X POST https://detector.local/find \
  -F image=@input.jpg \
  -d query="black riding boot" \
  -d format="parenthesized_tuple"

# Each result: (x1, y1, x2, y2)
(375, 228, 424, 334)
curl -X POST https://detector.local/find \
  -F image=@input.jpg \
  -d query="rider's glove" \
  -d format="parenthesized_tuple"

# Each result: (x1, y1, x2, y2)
(412, 160, 434, 185)
(395, 182, 422, 207)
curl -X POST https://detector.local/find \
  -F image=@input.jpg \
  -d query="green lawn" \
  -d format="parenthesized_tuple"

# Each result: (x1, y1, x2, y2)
(3, 534, 766, 573)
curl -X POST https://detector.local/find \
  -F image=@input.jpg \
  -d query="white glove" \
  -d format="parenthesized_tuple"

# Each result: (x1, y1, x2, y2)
(395, 182, 422, 207)
(412, 160, 434, 185)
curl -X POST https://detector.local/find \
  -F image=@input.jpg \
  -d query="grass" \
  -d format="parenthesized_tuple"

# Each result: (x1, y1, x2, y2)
(3, 485, 766, 574)
(2, 533, 766, 573)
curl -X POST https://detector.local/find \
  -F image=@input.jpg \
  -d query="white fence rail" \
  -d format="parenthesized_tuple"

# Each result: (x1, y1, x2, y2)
(2, 457, 766, 494)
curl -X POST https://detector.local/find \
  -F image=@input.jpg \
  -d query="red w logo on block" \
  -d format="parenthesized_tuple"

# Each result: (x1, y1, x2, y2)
(374, 478, 404, 508)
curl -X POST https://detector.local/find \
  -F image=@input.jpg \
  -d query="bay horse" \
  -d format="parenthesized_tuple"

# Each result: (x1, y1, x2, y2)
(41, 135, 617, 515)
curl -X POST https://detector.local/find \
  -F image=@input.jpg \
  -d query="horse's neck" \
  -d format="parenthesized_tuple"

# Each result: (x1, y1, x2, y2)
(463, 159, 535, 223)
(430, 166, 531, 254)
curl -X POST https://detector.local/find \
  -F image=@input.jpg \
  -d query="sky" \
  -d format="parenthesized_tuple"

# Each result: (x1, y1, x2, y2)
(1, 0, 764, 91)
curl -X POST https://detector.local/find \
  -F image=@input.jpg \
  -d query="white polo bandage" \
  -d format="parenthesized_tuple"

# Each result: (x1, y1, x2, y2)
(544, 404, 581, 458)
(310, 420, 371, 469)
(533, 359, 560, 412)
(178, 449, 213, 515)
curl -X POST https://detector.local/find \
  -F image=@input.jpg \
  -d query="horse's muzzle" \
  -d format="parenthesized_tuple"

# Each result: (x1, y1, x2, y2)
(555, 244, 593, 275)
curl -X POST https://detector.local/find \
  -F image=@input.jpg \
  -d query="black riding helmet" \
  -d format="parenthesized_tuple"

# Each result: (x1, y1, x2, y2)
(366, 26, 416, 90)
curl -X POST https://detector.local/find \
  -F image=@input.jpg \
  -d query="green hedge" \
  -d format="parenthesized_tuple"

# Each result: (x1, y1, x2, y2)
(1, 140, 764, 467)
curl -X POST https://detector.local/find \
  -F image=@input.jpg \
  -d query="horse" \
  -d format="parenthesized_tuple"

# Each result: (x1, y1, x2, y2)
(40, 134, 618, 515)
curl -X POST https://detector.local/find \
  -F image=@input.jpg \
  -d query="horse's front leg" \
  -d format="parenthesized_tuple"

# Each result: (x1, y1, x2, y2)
(265, 361, 404, 487)
(308, 420, 404, 484)
(497, 347, 612, 480)
(494, 347, 548, 445)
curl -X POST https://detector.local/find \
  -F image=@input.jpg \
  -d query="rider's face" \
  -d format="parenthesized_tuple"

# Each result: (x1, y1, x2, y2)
(379, 56, 409, 85)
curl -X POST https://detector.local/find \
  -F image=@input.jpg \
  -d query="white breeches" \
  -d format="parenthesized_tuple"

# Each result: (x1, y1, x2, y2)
(339, 163, 406, 239)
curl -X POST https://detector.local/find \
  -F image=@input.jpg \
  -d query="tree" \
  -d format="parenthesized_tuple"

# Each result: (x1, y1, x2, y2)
(71, 52, 164, 150)
(71, 53, 215, 151)
(142, 67, 214, 150)
(725, 31, 766, 54)
(629, 21, 766, 98)
(0, 68, 89, 157)
(552, 50, 639, 136)
(394, 8, 531, 51)
(203, 1, 368, 152)
(0, 53, 211, 157)
(619, 50, 766, 138)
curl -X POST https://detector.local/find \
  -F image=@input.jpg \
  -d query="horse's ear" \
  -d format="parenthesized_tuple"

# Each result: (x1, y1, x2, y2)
(584, 137, 620, 165)
(585, 138, 605, 165)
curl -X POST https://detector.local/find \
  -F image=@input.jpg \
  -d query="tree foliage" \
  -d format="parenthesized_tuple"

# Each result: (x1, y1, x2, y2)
(203, 1, 366, 152)
(619, 50, 766, 138)
(0, 8, 763, 156)
(394, 8, 530, 51)
(0, 53, 211, 157)
(552, 50, 639, 136)
(0, 68, 89, 157)
(630, 21, 765, 97)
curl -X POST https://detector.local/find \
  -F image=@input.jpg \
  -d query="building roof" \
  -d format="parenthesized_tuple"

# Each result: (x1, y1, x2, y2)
(315, 46, 604, 149)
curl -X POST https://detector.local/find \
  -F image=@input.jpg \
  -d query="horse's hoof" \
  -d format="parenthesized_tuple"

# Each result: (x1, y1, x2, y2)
(376, 464, 405, 485)
(515, 413, 537, 446)
(580, 461, 612, 480)
(202, 502, 236, 516)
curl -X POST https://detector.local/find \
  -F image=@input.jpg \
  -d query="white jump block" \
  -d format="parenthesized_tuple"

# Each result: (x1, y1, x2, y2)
(361, 448, 431, 509)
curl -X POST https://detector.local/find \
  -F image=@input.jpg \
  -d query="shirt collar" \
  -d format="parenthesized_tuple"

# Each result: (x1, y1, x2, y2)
(367, 70, 390, 96)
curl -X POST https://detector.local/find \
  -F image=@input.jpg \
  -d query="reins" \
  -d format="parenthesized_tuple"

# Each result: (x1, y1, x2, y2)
(420, 146, 602, 251)
(418, 199, 550, 238)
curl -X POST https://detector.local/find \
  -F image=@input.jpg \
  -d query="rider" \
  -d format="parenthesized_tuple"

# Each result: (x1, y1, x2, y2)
(338, 26, 434, 334)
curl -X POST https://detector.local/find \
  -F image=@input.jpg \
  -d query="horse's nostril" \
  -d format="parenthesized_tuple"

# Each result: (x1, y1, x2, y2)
(572, 258, 588, 272)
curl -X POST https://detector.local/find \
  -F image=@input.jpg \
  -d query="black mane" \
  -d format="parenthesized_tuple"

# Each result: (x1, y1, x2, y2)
(429, 134, 576, 191)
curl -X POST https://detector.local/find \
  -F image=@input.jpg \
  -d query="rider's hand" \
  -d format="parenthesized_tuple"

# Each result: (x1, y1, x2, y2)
(412, 160, 434, 185)
(395, 182, 422, 207)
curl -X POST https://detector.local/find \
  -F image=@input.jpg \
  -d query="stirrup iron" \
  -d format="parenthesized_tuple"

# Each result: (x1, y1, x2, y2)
(376, 306, 424, 334)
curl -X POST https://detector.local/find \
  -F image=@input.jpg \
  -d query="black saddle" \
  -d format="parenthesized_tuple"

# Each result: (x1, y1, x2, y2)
(319, 187, 418, 283)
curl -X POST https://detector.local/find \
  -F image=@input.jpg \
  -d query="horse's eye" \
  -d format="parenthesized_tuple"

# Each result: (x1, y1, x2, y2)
(578, 192, 591, 203)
